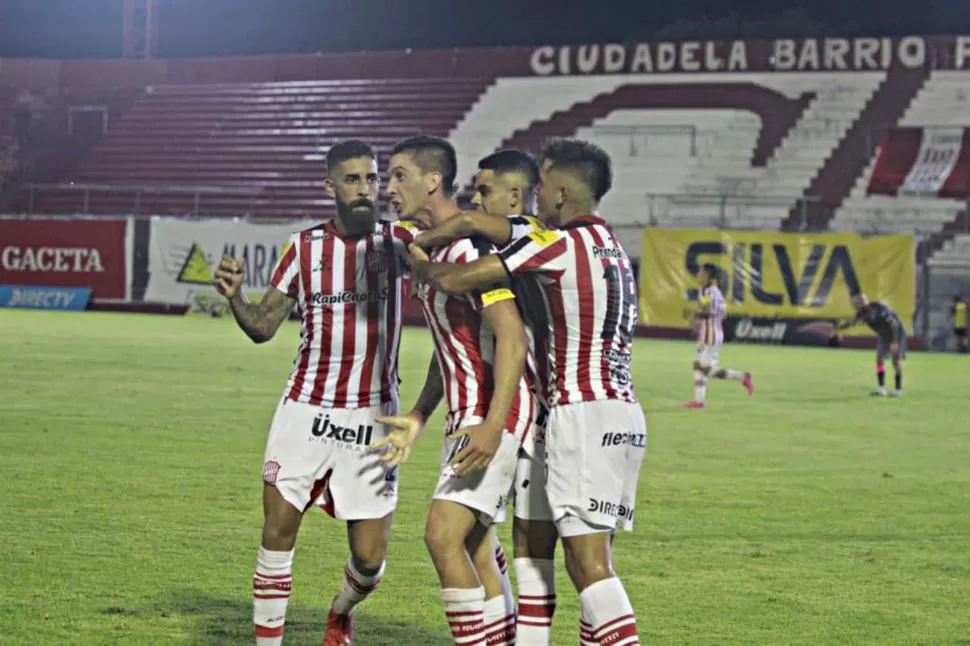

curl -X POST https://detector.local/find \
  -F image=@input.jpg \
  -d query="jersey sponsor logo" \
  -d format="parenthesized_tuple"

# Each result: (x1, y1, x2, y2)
(481, 287, 514, 306)
(592, 245, 625, 260)
(311, 287, 389, 306)
(587, 497, 635, 522)
(603, 347, 632, 365)
(601, 431, 646, 449)
(310, 414, 375, 447)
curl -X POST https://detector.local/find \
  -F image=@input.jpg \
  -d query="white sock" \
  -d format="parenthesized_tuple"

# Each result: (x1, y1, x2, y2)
(253, 546, 294, 646)
(483, 595, 515, 646)
(514, 558, 556, 644)
(442, 587, 487, 645)
(716, 369, 744, 380)
(494, 539, 515, 615)
(331, 557, 385, 615)
(693, 370, 708, 403)
(580, 606, 596, 646)
(580, 578, 640, 646)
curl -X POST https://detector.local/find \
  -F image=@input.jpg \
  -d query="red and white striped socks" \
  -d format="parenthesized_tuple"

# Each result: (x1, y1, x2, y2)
(482, 539, 516, 645)
(331, 557, 385, 615)
(253, 546, 294, 646)
(579, 577, 641, 645)
(443, 587, 487, 645)
(514, 557, 557, 643)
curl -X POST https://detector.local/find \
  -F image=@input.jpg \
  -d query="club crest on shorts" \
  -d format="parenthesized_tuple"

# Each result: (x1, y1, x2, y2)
(262, 460, 282, 485)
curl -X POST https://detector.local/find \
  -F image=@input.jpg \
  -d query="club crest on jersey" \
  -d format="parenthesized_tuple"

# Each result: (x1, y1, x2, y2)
(365, 249, 387, 273)
(314, 257, 331, 273)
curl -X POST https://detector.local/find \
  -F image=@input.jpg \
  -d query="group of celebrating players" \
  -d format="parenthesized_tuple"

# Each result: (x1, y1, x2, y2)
(214, 135, 645, 646)
(212, 132, 910, 646)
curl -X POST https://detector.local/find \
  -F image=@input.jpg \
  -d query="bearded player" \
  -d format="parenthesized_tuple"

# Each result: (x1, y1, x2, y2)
(413, 148, 562, 643)
(684, 263, 754, 408)
(412, 138, 646, 645)
(835, 293, 906, 396)
(213, 139, 439, 646)
(373, 136, 533, 646)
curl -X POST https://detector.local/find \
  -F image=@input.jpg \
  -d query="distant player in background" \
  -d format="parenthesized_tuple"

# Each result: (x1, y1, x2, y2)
(214, 139, 439, 646)
(684, 263, 754, 409)
(951, 295, 967, 353)
(376, 135, 530, 646)
(837, 293, 906, 396)
(414, 148, 561, 643)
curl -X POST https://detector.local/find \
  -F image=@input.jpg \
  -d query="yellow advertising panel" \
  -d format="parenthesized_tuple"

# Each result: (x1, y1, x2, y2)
(637, 229, 914, 333)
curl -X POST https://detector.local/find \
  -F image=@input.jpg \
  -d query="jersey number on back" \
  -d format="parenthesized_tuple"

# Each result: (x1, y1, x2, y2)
(602, 264, 637, 345)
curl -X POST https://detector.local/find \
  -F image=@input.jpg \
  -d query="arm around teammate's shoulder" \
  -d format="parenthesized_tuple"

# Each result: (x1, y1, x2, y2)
(414, 211, 514, 250)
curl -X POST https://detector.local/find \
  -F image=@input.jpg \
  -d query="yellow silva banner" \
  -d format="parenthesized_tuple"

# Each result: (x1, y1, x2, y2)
(637, 229, 914, 332)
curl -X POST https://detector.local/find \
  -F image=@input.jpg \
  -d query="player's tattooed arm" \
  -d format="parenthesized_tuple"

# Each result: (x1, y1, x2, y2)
(413, 212, 513, 250)
(411, 354, 444, 421)
(410, 245, 510, 294)
(228, 288, 296, 344)
(213, 255, 295, 343)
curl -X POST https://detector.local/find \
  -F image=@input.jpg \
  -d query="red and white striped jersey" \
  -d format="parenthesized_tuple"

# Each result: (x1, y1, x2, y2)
(416, 235, 535, 443)
(498, 215, 638, 407)
(269, 220, 417, 408)
(503, 215, 554, 406)
(697, 283, 726, 346)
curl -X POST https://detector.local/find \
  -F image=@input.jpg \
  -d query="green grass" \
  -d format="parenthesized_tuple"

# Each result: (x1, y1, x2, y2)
(1, 310, 968, 645)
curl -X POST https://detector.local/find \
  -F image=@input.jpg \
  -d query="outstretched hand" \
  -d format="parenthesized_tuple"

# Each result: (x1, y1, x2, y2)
(371, 413, 424, 468)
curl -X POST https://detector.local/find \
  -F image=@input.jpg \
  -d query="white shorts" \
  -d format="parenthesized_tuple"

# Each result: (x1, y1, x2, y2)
(262, 397, 399, 520)
(493, 402, 553, 525)
(695, 343, 721, 369)
(433, 423, 520, 526)
(545, 400, 647, 538)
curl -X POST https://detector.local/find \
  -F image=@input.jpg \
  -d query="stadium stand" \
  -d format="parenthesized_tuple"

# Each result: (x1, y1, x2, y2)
(26, 79, 492, 218)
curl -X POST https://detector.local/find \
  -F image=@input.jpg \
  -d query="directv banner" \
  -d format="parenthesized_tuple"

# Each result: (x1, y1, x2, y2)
(0, 285, 92, 311)
(144, 219, 316, 305)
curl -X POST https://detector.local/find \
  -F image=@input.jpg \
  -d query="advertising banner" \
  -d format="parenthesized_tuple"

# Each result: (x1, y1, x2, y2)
(0, 285, 92, 311)
(868, 127, 970, 198)
(0, 218, 129, 300)
(144, 219, 315, 305)
(637, 229, 914, 336)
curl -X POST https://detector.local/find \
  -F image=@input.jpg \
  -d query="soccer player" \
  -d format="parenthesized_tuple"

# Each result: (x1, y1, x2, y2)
(684, 263, 754, 408)
(951, 295, 967, 353)
(213, 139, 439, 646)
(411, 138, 646, 645)
(413, 148, 561, 643)
(374, 135, 533, 646)
(836, 293, 906, 396)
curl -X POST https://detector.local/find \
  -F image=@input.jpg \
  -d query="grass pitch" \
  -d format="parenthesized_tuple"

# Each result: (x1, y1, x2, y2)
(0, 310, 968, 645)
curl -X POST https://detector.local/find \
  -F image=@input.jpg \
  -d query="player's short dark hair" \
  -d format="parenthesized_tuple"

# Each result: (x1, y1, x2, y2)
(701, 263, 717, 277)
(478, 149, 539, 190)
(391, 135, 457, 197)
(326, 139, 376, 175)
(540, 138, 613, 201)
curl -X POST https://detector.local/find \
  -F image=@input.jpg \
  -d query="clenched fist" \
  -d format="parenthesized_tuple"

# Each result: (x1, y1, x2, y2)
(213, 255, 244, 299)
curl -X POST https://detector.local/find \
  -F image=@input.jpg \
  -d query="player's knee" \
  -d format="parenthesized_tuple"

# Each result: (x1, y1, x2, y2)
(424, 514, 466, 563)
(261, 519, 299, 551)
(562, 534, 613, 590)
